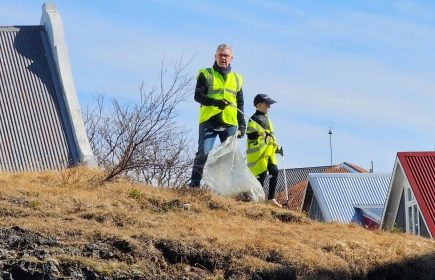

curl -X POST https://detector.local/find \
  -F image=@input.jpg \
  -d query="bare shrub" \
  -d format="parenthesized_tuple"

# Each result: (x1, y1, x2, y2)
(83, 55, 196, 186)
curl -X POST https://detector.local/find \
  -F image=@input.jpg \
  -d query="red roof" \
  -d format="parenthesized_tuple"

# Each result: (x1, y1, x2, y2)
(276, 180, 305, 211)
(398, 152, 435, 236)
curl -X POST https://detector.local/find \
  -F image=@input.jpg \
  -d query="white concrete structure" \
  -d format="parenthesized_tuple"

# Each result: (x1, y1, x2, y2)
(40, 3, 98, 168)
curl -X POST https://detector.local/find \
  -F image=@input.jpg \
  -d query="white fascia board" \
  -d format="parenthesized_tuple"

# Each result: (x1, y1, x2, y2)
(40, 3, 98, 168)
(381, 158, 404, 230)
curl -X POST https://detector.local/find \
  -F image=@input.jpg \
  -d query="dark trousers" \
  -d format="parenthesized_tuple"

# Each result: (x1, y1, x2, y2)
(257, 158, 279, 200)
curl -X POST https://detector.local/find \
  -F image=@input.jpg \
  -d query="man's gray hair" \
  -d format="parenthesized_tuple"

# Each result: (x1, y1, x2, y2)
(216, 44, 233, 55)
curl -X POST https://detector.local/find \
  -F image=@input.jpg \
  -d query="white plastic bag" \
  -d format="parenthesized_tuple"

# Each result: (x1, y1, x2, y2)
(202, 133, 265, 202)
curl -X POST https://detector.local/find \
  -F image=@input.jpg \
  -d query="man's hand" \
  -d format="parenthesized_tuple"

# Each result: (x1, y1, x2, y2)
(237, 130, 245, 138)
(213, 99, 228, 110)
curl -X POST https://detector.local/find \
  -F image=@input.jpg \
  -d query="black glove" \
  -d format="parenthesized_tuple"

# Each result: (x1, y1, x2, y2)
(276, 147, 284, 156)
(213, 99, 227, 110)
(237, 129, 245, 138)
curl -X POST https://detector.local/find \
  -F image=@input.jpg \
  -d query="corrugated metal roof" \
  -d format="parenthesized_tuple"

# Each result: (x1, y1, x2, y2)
(398, 152, 435, 237)
(264, 165, 332, 199)
(0, 26, 79, 172)
(275, 163, 366, 211)
(307, 173, 390, 224)
(367, 207, 384, 218)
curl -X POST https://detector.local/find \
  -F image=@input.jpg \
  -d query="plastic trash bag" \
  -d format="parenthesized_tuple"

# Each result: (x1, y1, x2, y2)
(202, 132, 265, 202)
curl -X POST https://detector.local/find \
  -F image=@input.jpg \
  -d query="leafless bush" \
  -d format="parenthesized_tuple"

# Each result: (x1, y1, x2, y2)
(83, 55, 196, 186)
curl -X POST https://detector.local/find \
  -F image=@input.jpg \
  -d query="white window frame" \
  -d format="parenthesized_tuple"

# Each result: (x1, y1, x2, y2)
(404, 180, 420, 236)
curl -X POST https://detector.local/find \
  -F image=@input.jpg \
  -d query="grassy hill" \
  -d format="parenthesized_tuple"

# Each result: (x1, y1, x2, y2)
(1, 166, 435, 279)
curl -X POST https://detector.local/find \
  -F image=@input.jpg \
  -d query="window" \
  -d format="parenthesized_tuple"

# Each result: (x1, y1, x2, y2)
(404, 181, 420, 236)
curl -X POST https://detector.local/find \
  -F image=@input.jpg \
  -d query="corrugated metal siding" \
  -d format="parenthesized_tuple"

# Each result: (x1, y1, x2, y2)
(0, 26, 79, 172)
(309, 173, 390, 224)
(399, 152, 435, 237)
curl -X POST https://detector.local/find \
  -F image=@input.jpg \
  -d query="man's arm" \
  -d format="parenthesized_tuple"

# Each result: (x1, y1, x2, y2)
(236, 87, 246, 133)
(193, 73, 213, 105)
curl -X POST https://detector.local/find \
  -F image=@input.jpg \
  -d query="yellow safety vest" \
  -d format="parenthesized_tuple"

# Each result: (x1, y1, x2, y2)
(246, 116, 278, 176)
(197, 68, 242, 125)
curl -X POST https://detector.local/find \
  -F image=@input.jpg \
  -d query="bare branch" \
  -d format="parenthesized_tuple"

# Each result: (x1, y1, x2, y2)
(82, 54, 196, 185)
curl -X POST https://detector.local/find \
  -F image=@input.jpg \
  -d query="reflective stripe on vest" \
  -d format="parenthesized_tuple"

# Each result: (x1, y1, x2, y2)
(246, 117, 277, 176)
(198, 68, 242, 125)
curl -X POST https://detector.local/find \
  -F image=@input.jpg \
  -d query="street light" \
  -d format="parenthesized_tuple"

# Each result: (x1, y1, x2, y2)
(328, 127, 332, 168)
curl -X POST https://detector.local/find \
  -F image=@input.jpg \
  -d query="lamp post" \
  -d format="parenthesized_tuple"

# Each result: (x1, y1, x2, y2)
(328, 127, 332, 168)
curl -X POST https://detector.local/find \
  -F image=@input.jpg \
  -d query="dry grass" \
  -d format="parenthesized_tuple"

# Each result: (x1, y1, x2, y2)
(1, 166, 435, 279)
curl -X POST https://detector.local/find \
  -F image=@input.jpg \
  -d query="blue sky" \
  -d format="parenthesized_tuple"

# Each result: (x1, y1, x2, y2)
(2, 1, 435, 173)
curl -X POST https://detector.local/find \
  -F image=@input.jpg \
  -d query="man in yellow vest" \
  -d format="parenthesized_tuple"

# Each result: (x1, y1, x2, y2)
(188, 44, 246, 188)
(246, 94, 283, 207)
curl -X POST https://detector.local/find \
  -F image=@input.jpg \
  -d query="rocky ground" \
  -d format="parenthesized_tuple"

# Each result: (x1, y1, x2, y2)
(0, 225, 248, 280)
(0, 226, 129, 279)
(0, 225, 198, 280)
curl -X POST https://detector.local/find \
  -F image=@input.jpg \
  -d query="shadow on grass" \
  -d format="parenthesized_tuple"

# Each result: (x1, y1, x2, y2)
(364, 252, 435, 280)
(155, 238, 435, 280)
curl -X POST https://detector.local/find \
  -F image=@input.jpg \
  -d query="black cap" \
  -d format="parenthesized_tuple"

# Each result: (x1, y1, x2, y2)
(253, 94, 277, 106)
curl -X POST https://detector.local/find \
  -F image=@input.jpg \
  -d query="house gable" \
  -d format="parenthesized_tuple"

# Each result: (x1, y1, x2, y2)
(382, 152, 435, 238)
(398, 152, 435, 237)
(305, 173, 390, 225)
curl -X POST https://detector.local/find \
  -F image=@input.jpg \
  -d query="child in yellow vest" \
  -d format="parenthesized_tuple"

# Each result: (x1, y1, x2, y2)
(246, 94, 283, 208)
